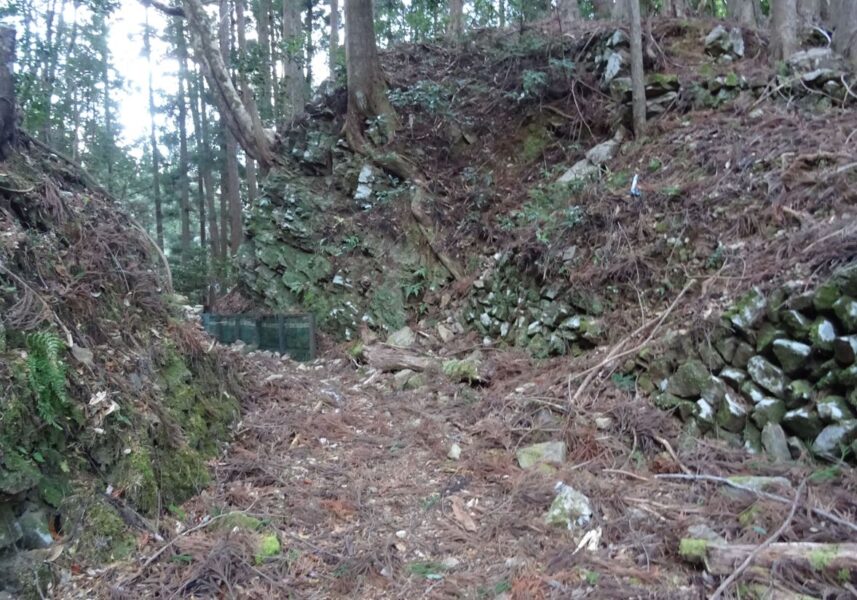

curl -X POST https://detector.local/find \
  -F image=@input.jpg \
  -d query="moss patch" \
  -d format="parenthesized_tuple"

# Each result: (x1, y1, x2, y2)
(679, 538, 709, 564)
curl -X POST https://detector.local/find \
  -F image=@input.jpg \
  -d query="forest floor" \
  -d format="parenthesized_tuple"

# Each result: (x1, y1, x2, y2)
(57, 340, 857, 599)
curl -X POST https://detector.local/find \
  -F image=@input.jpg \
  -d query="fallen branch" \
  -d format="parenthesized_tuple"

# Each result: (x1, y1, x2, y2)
(363, 344, 440, 372)
(708, 480, 805, 599)
(703, 542, 857, 578)
(656, 473, 857, 535)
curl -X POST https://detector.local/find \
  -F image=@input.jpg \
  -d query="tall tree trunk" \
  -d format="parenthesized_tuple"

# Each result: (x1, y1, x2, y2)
(282, 0, 307, 121)
(329, 0, 340, 73)
(344, 0, 398, 147)
(629, 0, 646, 136)
(197, 71, 220, 275)
(797, 0, 820, 26)
(218, 0, 242, 256)
(144, 10, 164, 250)
(0, 26, 15, 161)
(612, 0, 630, 20)
(448, 0, 464, 37)
(592, 0, 612, 18)
(662, 0, 687, 17)
(771, 0, 798, 62)
(728, 0, 762, 26)
(557, 0, 580, 28)
(182, 0, 275, 167)
(187, 65, 207, 258)
(176, 19, 193, 262)
(236, 0, 259, 205)
(498, 0, 506, 27)
(834, 0, 857, 67)
(98, 14, 114, 190)
(256, 0, 274, 121)
(305, 0, 314, 88)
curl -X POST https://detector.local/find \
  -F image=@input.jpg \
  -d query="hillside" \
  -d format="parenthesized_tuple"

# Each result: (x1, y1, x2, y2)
(1, 12, 857, 600)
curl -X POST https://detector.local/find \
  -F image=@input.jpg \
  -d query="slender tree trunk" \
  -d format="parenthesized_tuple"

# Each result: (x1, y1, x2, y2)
(0, 27, 15, 160)
(629, 0, 646, 136)
(218, 0, 242, 256)
(612, 0, 630, 20)
(662, 0, 687, 17)
(198, 71, 220, 273)
(592, 0, 612, 18)
(448, 0, 464, 37)
(771, 0, 798, 62)
(498, 0, 506, 27)
(144, 10, 164, 250)
(834, 0, 857, 67)
(557, 0, 580, 28)
(175, 19, 192, 262)
(728, 0, 762, 26)
(256, 0, 274, 121)
(282, 0, 307, 121)
(329, 0, 340, 73)
(187, 66, 207, 257)
(183, 0, 275, 167)
(97, 14, 114, 191)
(305, 0, 314, 88)
(344, 0, 398, 146)
(236, 0, 259, 205)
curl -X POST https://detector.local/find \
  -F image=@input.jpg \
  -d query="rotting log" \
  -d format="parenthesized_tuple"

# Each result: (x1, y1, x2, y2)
(364, 345, 439, 373)
(702, 542, 857, 577)
(0, 26, 16, 160)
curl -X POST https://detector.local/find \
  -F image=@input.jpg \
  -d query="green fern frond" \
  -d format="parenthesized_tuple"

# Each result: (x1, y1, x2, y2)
(26, 331, 69, 430)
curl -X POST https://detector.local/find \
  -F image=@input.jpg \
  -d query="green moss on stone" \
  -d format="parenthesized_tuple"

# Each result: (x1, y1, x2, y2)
(679, 538, 709, 564)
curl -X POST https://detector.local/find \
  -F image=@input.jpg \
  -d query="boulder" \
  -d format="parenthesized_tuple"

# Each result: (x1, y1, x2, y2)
(771, 339, 811, 374)
(809, 318, 837, 353)
(668, 359, 711, 398)
(747, 356, 788, 398)
(785, 379, 813, 407)
(817, 396, 854, 423)
(0, 505, 22, 551)
(756, 324, 786, 353)
(781, 310, 811, 339)
(387, 326, 416, 349)
(787, 47, 836, 71)
(704, 25, 745, 58)
(732, 341, 755, 368)
(761, 423, 792, 462)
(16, 507, 53, 550)
(696, 399, 716, 429)
(740, 381, 767, 404)
(545, 482, 593, 530)
(653, 393, 698, 421)
(558, 160, 599, 184)
(782, 407, 822, 439)
(811, 420, 857, 457)
(716, 393, 748, 433)
(516, 441, 567, 470)
(814, 281, 841, 311)
(726, 288, 766, 335)
(719, 367, 748, 388)
(833, 335, 857, 365)
(751, 398, 787, 428)
(585, 132, 624, 166)
(833, 297, 857, 333)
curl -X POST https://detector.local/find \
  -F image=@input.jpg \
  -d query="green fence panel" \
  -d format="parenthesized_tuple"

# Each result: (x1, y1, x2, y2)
(202, 313, 316, 361)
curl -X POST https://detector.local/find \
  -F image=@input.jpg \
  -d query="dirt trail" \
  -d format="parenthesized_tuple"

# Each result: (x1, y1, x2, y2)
(57, 345, 857, 599)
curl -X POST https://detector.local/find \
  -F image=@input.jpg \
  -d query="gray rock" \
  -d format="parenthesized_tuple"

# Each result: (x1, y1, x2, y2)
(756, 324, 786, 353)
(607, 29, 629, 48)
(751, 398, 787, 428)
(839, 364, 857, 387)
(393, 369, 416, 390)
(701, 376, 730, 408)
(517, 441, 567, 470)
(741, 381, 767, 404)
(725, 475, 791, 494)
(812, 420, 857, 457)
(387, 326, 416, 348)
(545, 482, 592, 530)
(716, 336, 738, 363)
(809, 318, 837, 353)
(787, 436, 808, 460)
(781, 310, 811, 339)
(785, 379, 813, 407)
(16, 508, 53, 550)
(585, 133, 624, 166)
(833, 335, 857, 365)
(817, 396, 854, 423)
(814, 281, 841, 311)
(744, 423, 762, 454)
(727, 288, 767, 335)
(603, 51, 626, 83)
(716, 392, 748, 433)
(0, 505, 22, 550)
(686, 523, 726, 544)
(447, 443, 462, 460)
(747, 356, 788, 398)
(696, 399, 716, 429)
(668, 359, 711, 398)
(719, 367, 748, 388)
(833, 297, 857, 333)
(558, 160, 599, 183)
(782, 407, 822, 439)
(772, 339, 811, 374)
(437, 324, 455, 343)
(787, 47, 835, 71)
(698, 343, 725, 371)
(704, 25, 744, 58)
(653, 393, 698, 421)
(761, 423, 792, 461)
(732, 341, 755, 368)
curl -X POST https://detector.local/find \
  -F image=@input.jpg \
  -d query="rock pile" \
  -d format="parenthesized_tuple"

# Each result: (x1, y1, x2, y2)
(648, 268, 857, 463)
(463, 253, 604, 357)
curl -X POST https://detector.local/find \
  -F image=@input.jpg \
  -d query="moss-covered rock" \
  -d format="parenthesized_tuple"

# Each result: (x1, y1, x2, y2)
(771, 339, 811, 374)
(668, 359, 711, 398)
(833, 297, 857, 333)
(751, 398, 787, 428)
(782, 407, 823, 439)
(747, 356, 788, 398)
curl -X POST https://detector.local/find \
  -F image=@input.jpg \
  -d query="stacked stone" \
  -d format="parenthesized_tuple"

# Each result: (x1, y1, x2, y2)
(651, 268, 857, 462)
(463, 254, 604, 358)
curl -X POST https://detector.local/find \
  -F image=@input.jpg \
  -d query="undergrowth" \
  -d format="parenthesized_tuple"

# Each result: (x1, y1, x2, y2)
(26, 331, 72, 430)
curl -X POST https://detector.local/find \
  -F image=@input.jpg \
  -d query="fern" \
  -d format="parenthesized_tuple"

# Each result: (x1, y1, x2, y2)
(26, 331, 69, 429)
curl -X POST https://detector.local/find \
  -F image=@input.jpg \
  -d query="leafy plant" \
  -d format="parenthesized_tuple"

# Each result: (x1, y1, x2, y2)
(521, 69, 548, 100)
(407, 561, 446, 580)
(26, 331, 70, 430)
(389, 80, 452, 115)
(611, 372, 636, 392)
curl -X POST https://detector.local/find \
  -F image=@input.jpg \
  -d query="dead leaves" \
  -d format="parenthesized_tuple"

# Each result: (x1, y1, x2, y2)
(450, 495, 477, 532)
